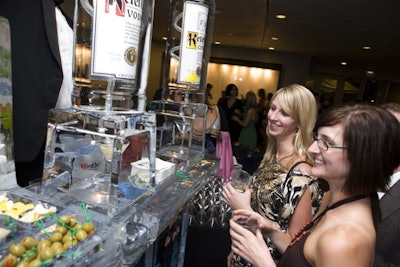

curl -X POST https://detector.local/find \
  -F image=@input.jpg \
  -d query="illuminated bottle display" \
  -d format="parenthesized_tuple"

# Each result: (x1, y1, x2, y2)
(162, 0, 215, 104)
(72, 0, 155, 111)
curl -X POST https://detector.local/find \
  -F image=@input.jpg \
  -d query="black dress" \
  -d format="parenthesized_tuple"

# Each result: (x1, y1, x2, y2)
(218, 97, 243, 143)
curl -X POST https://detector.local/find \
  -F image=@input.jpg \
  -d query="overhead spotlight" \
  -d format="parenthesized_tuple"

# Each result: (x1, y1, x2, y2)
(272, 37, 278, 41)
(162, 37, 167, 40)
(214, 41, 221, 45)
(268, 47, 275, 50)
(366, 70, 374, 76)
(276, 14, 286, 19)
(362, 46, 371, 50)
(341, 62, 347, 66)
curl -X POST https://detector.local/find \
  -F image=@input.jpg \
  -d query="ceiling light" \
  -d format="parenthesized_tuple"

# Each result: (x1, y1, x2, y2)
(272, 37, 278, 41)
(162, 37, 167, 40)
(276, 14, 286, 19)
(362, 46, 371, 50)
(341, 62, 347, 66)
(214, 41, 221, 45)
(366, 70, 374, 75)
(268, 47, 275, 50)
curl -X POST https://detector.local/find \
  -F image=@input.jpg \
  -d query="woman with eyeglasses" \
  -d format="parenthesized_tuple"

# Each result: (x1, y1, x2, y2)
(222, 84, 322, 266)
(229, 104, 400, 267)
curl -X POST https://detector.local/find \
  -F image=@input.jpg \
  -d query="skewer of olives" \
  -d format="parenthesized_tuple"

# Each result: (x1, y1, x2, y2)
(1, 214, 95, 267)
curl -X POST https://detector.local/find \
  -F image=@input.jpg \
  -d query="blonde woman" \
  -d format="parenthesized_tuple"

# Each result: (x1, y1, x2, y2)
(222, 84, 321, 266)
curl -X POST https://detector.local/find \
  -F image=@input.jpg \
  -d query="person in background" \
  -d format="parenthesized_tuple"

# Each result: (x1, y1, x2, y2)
(255, 89, 269, 148)
(232, 91, 258, 148)
(222, 84, 321, 266)
(229, 104, 400, 267)
(192, 103, 229, 155)
(206, 83, 213, 103)
(374, 102, 400, 267)
(0, 0, 73, 187)
(218, 84, 244, 144)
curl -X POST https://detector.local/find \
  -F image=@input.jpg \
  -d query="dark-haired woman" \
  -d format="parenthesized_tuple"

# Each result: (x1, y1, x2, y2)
(229, 104, 400, 267)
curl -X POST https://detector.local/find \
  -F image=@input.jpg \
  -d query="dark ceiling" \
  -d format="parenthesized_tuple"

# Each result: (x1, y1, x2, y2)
(62, 0, 400, 81)
(151, 0, 400, 81)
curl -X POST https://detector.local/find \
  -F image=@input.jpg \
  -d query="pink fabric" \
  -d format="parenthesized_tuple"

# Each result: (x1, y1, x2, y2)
(216, 131, 234, 182)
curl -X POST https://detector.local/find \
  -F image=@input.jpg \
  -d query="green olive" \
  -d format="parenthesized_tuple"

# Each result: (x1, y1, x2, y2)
(54, 225, 68, 235)
(69, 217, 78, 227)
(22, 250, 38, 262)
(39, 246, 55, 261)
(73, 223, 82, 230)
(37, 239, 51, 251)
(28, 258, 42, 267)
(58, 215, 71, 225)
(49, 232, 63, 243)
(2, 254, 18, 267)
(9, 243, 26, 257)
(20, 236, 37, 250)
(82, 222, 95, 233)
(16, 261, 30, 267)
(53, 245, 65, 255)
(62, 234, 76, 244)
(51, 242, 63, 250)
(63, 239, 77, 250)
(75, 229, 88, 241)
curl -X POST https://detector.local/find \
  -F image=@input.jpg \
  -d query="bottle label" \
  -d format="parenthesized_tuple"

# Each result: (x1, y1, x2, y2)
(92, 0, 143, 80)
(178, 2, 209, 85)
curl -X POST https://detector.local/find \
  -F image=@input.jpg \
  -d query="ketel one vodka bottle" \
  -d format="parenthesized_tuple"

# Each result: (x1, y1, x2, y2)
(72, 0, 155, 112)
(162, 0, 215, 104)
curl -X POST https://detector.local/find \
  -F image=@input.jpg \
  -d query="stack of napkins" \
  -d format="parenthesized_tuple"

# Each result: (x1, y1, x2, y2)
(131, 158, 176, 186)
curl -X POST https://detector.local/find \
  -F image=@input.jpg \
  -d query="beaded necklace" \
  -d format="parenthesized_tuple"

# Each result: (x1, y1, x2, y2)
(288, 194, 366, 247)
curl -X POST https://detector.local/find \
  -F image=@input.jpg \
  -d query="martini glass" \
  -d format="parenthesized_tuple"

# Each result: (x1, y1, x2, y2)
(95, 138, 130, 196)
(174, 119, 191, 157)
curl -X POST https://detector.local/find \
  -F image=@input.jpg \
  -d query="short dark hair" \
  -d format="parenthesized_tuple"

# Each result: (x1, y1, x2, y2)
(314, 104, 400, 195)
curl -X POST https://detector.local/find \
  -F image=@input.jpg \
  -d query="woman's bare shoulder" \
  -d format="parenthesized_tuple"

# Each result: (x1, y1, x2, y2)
(308, 221, 374, 266)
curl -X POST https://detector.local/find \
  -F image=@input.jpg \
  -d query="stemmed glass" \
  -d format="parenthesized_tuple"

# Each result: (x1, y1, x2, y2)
(94, 137, 130, 196)
(174, 119, 191, 157)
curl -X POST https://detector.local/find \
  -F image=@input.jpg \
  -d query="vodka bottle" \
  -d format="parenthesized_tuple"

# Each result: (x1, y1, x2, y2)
(72, 0, 155, 112)
(162, 0, 215, 104)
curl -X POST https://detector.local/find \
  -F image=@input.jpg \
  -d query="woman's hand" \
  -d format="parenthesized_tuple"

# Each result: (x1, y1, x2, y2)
(210, 128, 220, 139)
(229, 218, 276, 267)
(222, 182, 252, 210)
(231, 210, 281, 236)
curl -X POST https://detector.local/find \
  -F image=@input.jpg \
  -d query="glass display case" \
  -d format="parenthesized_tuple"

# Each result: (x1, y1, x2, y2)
(42, 108, 156, 212)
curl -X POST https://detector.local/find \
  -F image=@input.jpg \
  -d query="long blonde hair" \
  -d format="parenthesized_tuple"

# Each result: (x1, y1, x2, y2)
(262, 84, 317, 167)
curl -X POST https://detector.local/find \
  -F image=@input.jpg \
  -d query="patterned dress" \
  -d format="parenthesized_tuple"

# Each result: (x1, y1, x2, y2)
(232, 158, 321, 266)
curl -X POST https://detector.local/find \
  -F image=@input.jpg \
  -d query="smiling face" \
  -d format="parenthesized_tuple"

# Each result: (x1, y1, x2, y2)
(267, 98, 298, 141)
(308, 124, 349, 183)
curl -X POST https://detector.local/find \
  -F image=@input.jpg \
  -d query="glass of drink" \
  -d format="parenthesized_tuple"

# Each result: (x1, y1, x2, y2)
(230, 169, 251, 193)
(94, 137, 129, 196)
(98, 138, 130, 172)
(174, 119, 191, 156)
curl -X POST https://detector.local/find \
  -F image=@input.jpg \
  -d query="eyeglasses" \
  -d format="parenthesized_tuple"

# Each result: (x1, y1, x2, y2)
(312, 134, 347, 151)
